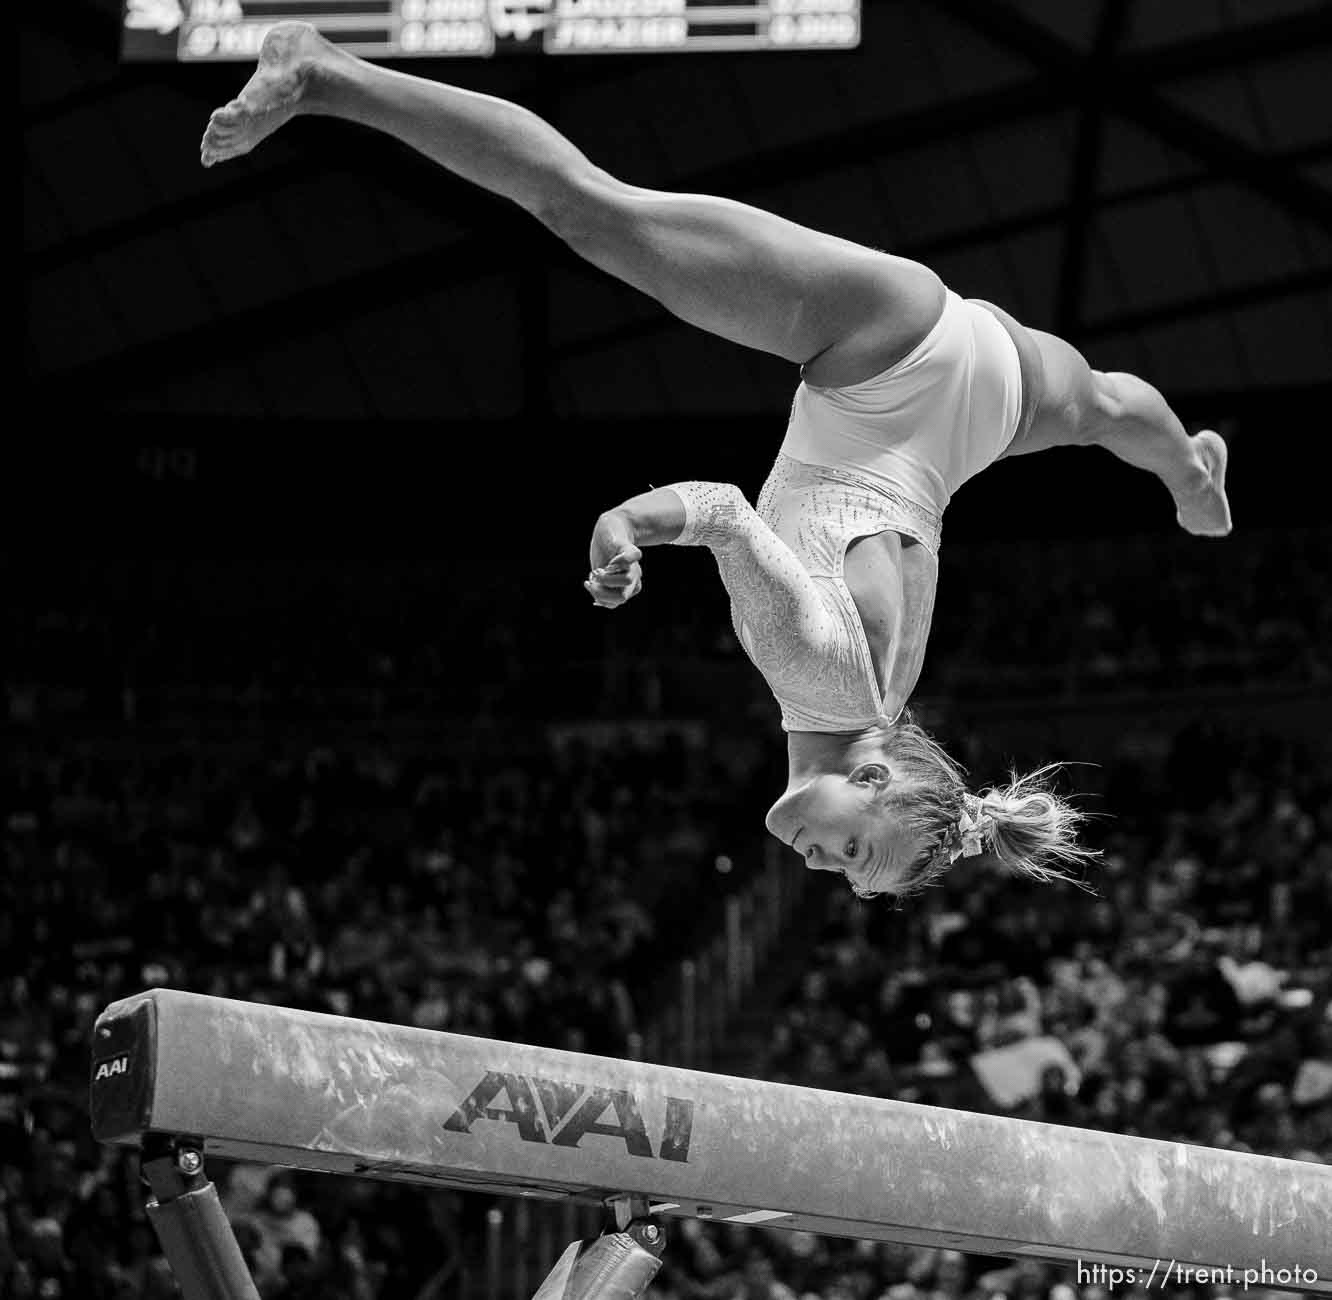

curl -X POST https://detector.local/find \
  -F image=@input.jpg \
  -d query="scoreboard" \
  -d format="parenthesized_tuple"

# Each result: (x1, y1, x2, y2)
(121, 0, 861, 60)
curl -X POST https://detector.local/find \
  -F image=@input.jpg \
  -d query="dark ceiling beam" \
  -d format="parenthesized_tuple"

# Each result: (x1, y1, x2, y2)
(31, 138, 1330, 395)
(1080, 265, 1332, 340)
(24, 77, 123, 129)
(26, 133, 526, 277)
(30, 1, 1326, 282)
(1117, 7, 1332, 83)
(26, 1, 1332, 390)
(27, 219, 528, 396)
(20, 7, 563, 274)
(26, 77, 1072, 389)
(29, 73, 1067, 280)
(663, 77, 1071, 201)
(1057, 0, 1132, 338)
(20, 3, 122, 123)
(931, 0, 1332, 233)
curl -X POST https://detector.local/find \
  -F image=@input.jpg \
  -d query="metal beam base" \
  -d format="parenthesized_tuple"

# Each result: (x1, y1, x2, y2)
(532, 1199, 665, 1300)
(140, 1132, 666, 1300)
(141, 1138, 260, 1300)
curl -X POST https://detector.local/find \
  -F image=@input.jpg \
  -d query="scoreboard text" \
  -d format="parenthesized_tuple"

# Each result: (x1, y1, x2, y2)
(122, 0, 861, 59)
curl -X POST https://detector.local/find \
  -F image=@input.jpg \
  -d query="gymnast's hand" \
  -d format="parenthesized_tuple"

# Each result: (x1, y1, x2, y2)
(586, 511, 643, 609)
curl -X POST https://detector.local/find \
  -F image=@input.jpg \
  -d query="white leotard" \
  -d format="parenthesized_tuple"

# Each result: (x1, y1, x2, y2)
(665, 291, 1026, 733)
(785, 289, 1024, 533)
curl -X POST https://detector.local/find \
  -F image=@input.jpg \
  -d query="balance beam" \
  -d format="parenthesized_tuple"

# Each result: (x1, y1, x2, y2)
(93, 990, 1331, 1290)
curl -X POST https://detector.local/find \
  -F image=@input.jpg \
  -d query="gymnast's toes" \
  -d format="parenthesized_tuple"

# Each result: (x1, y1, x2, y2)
(1176, 430, 1232, 538)
(197, 23, 326, 168)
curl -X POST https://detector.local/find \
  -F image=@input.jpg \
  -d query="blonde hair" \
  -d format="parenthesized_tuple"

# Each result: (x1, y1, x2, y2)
(872, 713, 1100, 900)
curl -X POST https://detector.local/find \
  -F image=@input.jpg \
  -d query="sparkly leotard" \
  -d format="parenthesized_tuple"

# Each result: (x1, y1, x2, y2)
(670, 475, 908, 734)
(666, 291, 1026, 734)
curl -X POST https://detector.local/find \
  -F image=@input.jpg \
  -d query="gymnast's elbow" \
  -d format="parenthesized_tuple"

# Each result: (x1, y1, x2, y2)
(605, 487, 688, 547)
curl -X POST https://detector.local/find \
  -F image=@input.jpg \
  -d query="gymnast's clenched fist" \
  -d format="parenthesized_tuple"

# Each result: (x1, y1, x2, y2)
(585, 512, 643, 609)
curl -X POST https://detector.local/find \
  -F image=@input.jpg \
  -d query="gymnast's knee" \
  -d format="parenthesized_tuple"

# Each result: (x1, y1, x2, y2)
(540, 167, 635, 247)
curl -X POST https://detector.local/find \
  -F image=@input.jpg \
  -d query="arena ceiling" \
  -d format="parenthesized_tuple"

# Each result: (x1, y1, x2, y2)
(22, 0, 1332, 423)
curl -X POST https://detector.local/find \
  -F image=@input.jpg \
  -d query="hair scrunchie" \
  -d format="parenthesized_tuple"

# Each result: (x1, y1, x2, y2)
(947, 792, 997, 863)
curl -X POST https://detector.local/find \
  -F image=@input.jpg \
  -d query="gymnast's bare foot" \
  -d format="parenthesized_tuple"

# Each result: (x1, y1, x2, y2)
(200, 22, 331, 168)
(1174, 430, 1232, 537)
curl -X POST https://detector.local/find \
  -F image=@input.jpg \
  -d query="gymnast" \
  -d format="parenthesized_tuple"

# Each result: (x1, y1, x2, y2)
(202, 25, 1232, 902)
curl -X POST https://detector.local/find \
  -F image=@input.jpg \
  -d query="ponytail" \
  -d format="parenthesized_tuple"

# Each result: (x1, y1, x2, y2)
(975, 765, 1100, 889)
(871, 714, 1100, 899)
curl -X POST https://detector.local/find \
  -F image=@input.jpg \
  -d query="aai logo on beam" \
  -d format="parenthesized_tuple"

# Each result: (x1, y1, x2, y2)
(443, 1071, 695, 1162)
(93, 1054, 131, 1082)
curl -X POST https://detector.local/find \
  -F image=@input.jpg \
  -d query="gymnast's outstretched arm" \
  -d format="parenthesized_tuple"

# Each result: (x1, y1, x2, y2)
(586, 484, 838, 693)
(201, 24, 943, 386)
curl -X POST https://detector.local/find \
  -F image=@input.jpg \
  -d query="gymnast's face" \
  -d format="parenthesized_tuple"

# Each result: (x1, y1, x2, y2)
(764, 763, 915, 897)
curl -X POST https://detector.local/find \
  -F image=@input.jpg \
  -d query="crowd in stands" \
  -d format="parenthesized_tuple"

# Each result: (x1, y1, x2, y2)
(1, 726, 780, 1299)
(4, 511, 1331, 1299)
(4, 713, 1328, 1299)
(759, 720, 1332, 1138)
(9, 527, 1331, 727)
(673, 721, 1330, 1300)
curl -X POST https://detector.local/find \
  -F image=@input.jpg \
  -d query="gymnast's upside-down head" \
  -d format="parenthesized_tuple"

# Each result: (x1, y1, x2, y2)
(764, 713, 1098, 902)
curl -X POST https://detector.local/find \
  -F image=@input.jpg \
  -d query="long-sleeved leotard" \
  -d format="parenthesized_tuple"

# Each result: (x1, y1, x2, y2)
(660, 291, 1027, 733)
(666, 471, 905, 734)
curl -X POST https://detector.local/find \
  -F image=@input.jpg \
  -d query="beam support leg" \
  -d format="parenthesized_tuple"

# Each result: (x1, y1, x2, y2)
(531, 1197, 665, 1300)
(141, 1138, 261, 1300)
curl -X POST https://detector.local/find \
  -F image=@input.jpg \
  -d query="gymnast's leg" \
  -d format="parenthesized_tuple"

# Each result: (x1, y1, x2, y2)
(200, 24, 942, 380)
(1001, 324, 1231, 536)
